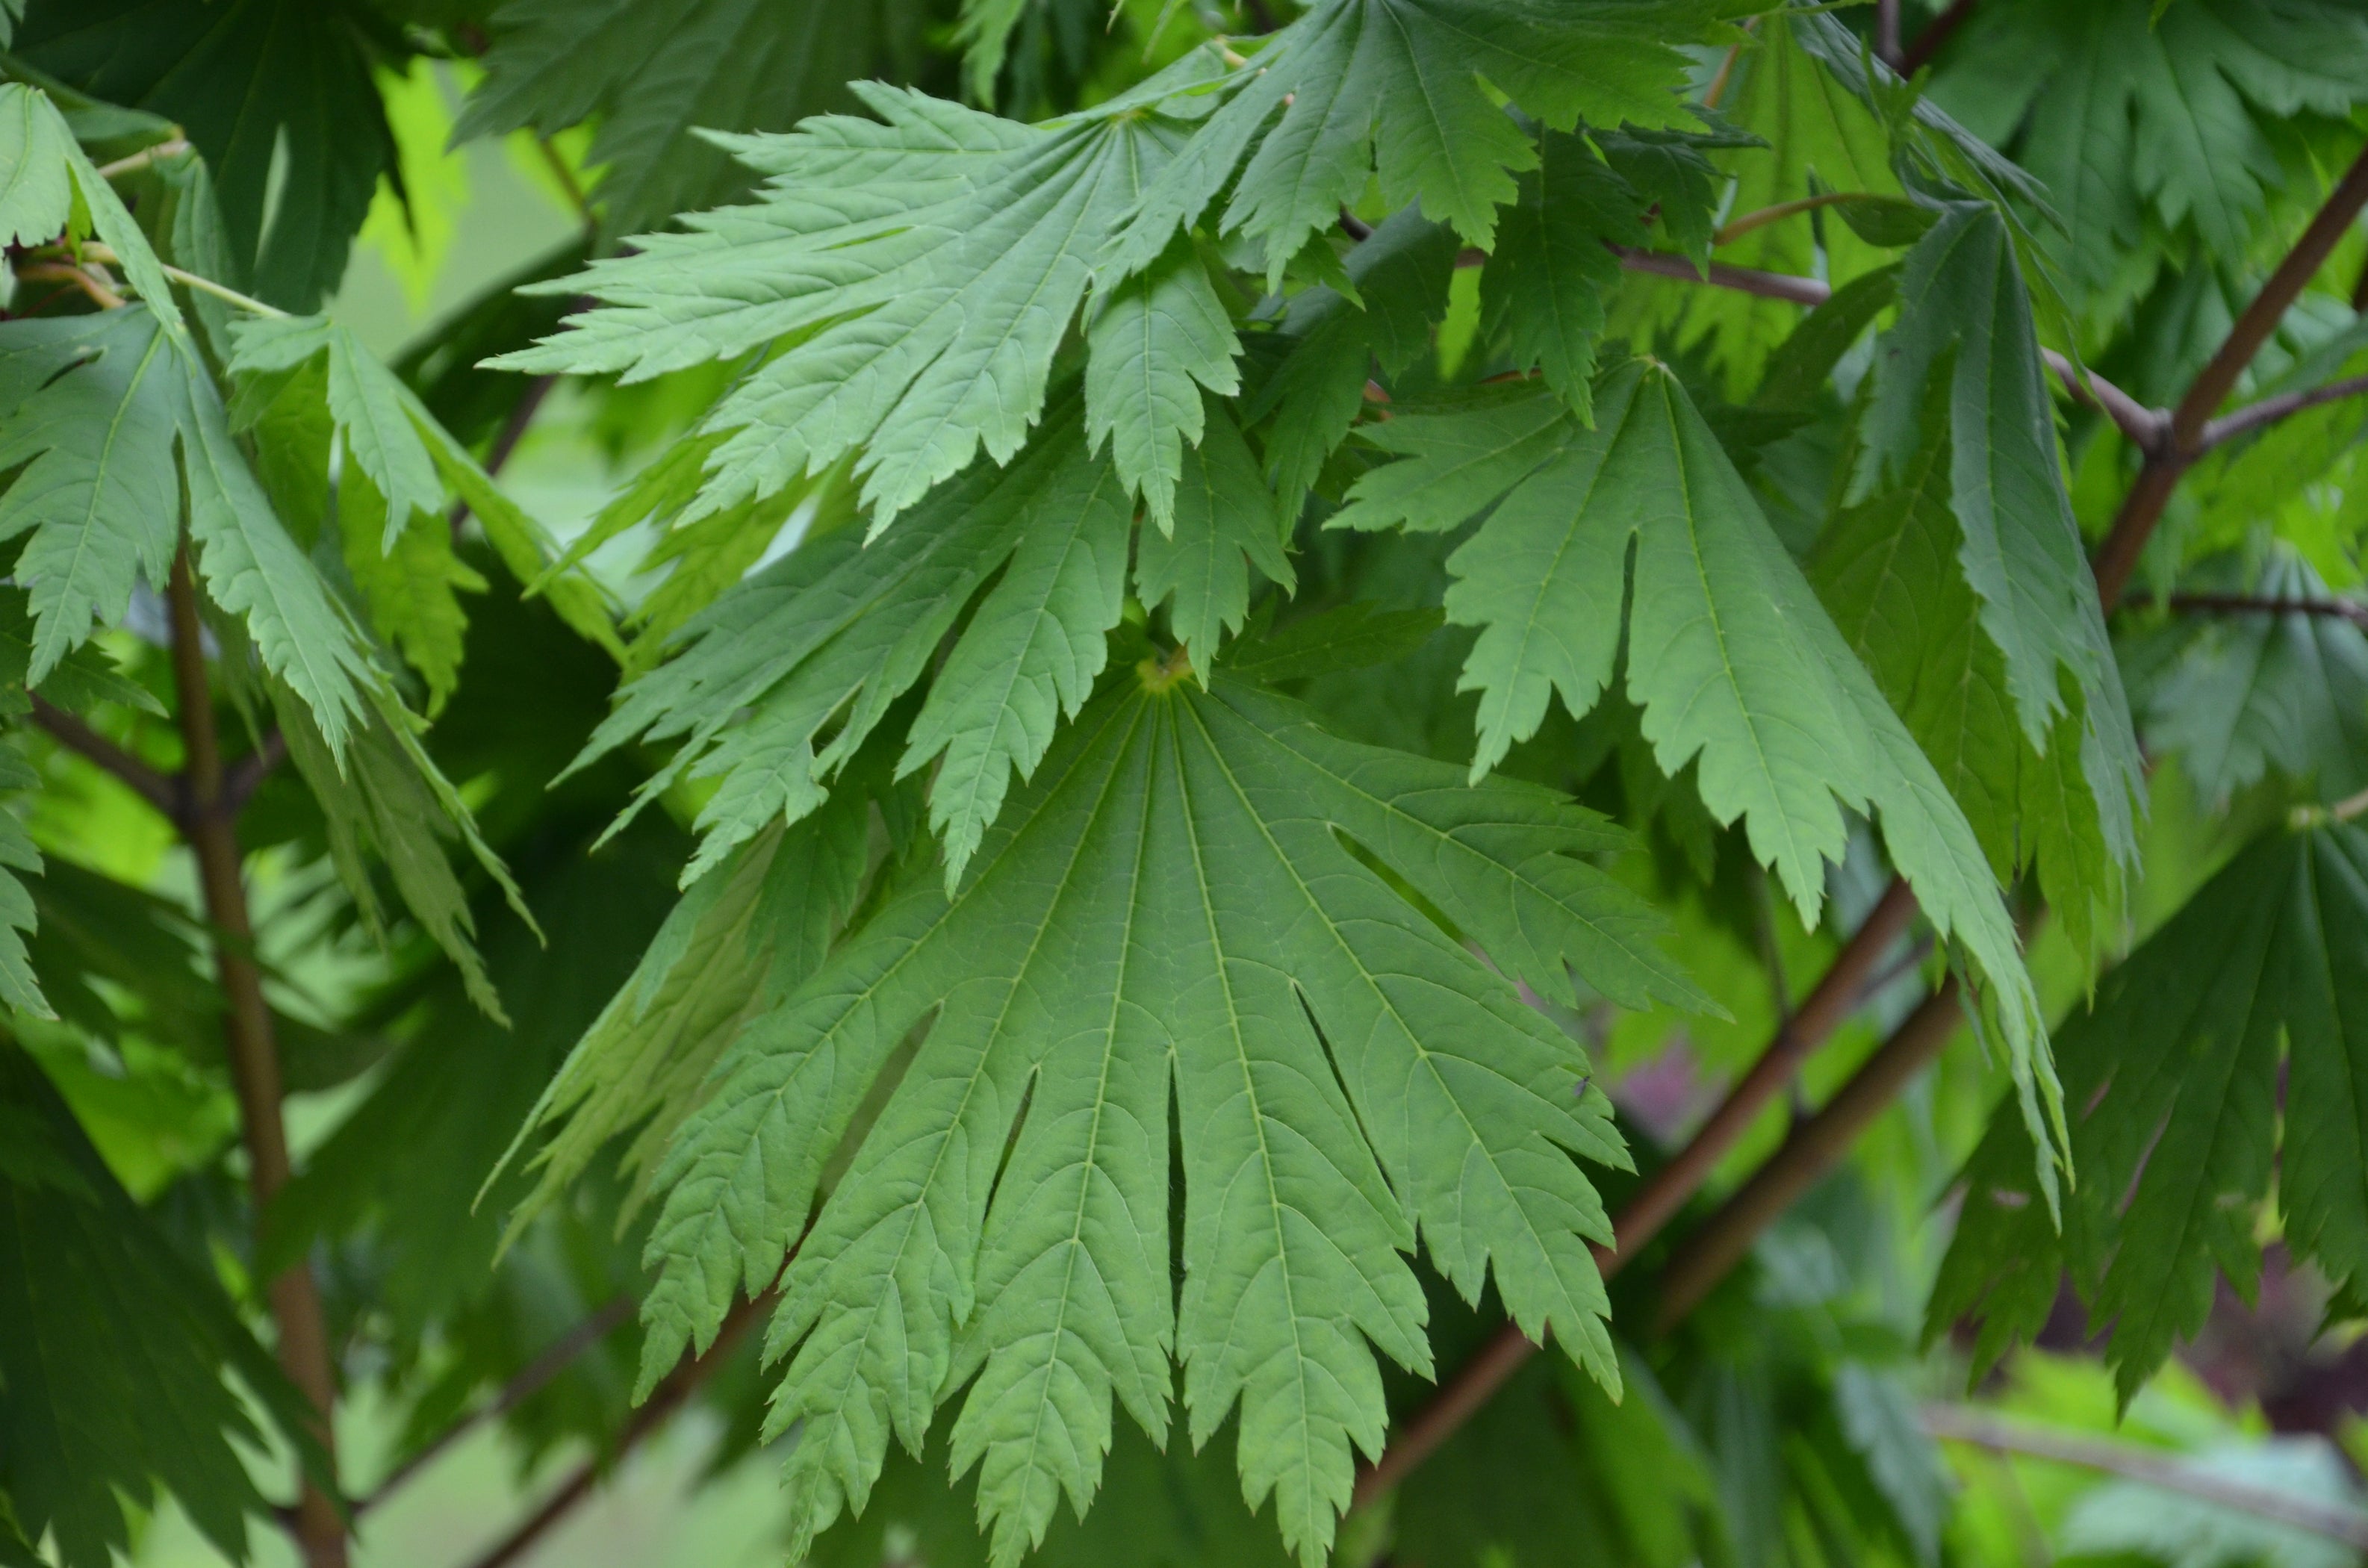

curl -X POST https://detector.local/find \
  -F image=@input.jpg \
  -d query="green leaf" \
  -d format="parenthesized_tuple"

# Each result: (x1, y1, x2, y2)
(1933, 822, 2368, 1404)
(19, 0, 395, 310)
(0, 79, 72, 249)
(1083, 233, 1241, 532)
(1814, 405, 2123, 957)
(229, 312, 609, 695)
(639, 675, 1700, 1565)
(1858, 203, 2144, 839)
(1246, 208, 1458, 515)
(1110, 0, 1746, 280)
(0, 1046, 325, 1568)
(0, 308, 373, 745)
(1478, 129, 1649, 415)
(494, 795, 873, 1244)
(579, 405, 1130, 885)
(2141, 553, 2368, 808)
(453, 0, 926, 240)
(495, 78, 1236, 525)
(1331, 364, 2045, 1096)
(273, 680, 532, 1021)
(1131, 398, 1294, 667)
(1224, 600, 1446, 685)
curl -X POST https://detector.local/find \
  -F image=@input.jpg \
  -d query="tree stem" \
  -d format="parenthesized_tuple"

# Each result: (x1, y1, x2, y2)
(167, 550, 348, 1568)
(2092, 145, 2368, 606)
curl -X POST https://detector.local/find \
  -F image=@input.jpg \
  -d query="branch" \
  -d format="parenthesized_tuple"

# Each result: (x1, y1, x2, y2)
(93, 137, 191, 180)
(1608, 249, 2168, 452)
(2128, 592, 2368, 632)
(169, 550, 348, 1568)
(456, 1288, 777, 1568)
(2093, 146, 2368, 606)
(2198, 372, 2368, 452)
(222, 729, 287, 819)
(1874, 0, 1903, 72)
(29, 695, 179, 821)
(1921, 1404, 2368, 1549)
(1351, 881, 1923, 1507)
(1651, 977, 1963, 1331)
(451, 373, 558, 538)
(360, 1295, 635, 1516)
(1898, 0, 1977, 76)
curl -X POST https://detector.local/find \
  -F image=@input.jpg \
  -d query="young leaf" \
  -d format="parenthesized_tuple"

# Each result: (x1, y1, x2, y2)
(1332, 364, 2045, 1092)
(1131, 397, 1294, 665)
(494, 77, 1237, 525)
(1083, 233, 1241, 532)
(641, 675, 1698, 1565)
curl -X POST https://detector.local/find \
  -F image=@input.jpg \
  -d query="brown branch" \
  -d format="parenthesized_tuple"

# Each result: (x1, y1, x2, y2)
(1351, 881, 1923, 1507)
(169, 550, 349, 1568)
(2093, 146, 2368, 607)
(1652, 977, 1964, 1330)
(457, 1287, 777, 1568)
(29, 694, 179, 820)
(450, 374, 559, 539)
(1898, 0, 1978, 77)
(2128, 591, 2368, 631)
(2198, 371, 2368, 452)
(14, 261, 126, 311)
(1874, 0, 1904, 72)
(1921, 1405, 2368, 1549)
(360, 1295, 635, 1516)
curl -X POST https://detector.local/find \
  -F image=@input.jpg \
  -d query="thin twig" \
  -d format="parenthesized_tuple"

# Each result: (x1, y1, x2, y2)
(2126, 592, 2368, 631)
(1608, 249, 2168, 450)
(2093, 146, 2368, 606)
(1898, 0, 1978, 76)
(361, 1295, 635, 1516)
(170, 550, 348, 1567)
(78, 244, 290, 320)
(220, 729, 288, 822)
(13, 262, 125, 311)
(2197, 372, 2368, 452)
(1874, 0, 1904, 73)
(93, 137, 192, 180)
(452, 375, 559, 538)
(1716, 192, 1881, 247)
(2291, 783, 2368, 830)
(1921, 1405, 2368, 1549)
(456, 1288, 776, 1568)
(29, 695, 179, 821)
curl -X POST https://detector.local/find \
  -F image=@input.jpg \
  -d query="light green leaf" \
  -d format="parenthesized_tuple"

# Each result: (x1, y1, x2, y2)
(641, 675, 1694, 1565)
(495, 79, 1231, 525)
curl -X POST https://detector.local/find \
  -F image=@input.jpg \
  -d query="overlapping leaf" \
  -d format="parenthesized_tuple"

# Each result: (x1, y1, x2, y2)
(1107, 0, 1747, 284)
(1858, 202, 2146, 847)
(1933, 0, 2368, 293)
(638, 671, 1703, 1566)
(0, 306, 375, 750)
(453, 0, 927, 239)
(1330, 363, 2045, 1090)
(18, 0, 395, 310)
(1931, 821, 2368, 1403)
(229, 312, 620, 703)
(574, 403, 1293, 888)
(494, 74, 1239, 526)
(0, 1047, 325, 1568)
(1815, 400, 2128, 957)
